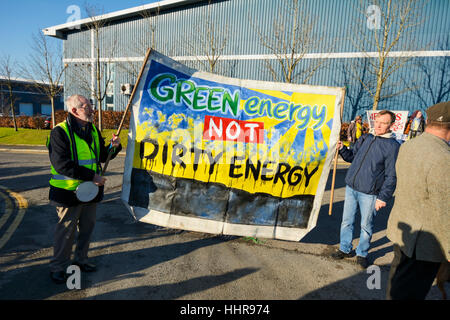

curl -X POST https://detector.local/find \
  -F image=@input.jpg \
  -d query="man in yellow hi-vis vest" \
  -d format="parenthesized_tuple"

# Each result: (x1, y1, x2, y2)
(47, 94, 121, 284)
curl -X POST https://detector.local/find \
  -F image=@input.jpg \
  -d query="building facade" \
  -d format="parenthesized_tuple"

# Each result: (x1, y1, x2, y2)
(0, 77, 64, 116)
(43, 0, 450, 121)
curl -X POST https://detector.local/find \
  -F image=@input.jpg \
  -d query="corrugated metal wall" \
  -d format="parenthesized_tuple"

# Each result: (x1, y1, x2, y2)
(62, 0, 450, 121)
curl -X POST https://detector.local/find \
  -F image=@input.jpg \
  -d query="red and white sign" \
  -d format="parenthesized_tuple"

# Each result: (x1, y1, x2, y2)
(203, 115, 264, 144)
(366, 110, 409, 140)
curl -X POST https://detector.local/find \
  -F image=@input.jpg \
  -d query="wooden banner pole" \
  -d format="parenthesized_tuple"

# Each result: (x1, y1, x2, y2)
(101, 48, 152, 175)
(329, 88, 346, 216)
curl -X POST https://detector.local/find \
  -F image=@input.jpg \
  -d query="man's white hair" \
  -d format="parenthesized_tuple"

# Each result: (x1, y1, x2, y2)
(66, 94, 87, 110)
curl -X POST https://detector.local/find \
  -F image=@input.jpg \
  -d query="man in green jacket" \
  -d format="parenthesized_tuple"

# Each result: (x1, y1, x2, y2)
(48, 94, 121, 284)
(386, 101, 450, 299)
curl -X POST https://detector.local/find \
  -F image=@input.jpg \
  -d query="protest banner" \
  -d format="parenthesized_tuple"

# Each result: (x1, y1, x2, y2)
(366, 110, 409, 141)
(121, 50, 345, 241)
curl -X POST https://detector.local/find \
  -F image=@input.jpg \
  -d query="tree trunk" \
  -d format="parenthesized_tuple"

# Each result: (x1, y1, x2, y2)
(50, 96, 56, 128)
(8, 87, 17, 131)
(373, 60, 385, 110)
(96, 30, 102, 132)
(373, 83, 381, 110)
(97, 64, 102, 131)
(10, 102, 17, 131)
(97, 97, 102, 131)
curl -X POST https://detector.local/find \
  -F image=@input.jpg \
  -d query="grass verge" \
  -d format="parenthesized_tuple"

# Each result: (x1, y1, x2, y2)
(0, 127, 129, 148)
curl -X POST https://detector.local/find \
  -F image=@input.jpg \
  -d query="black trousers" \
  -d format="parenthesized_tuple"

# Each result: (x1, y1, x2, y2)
(386, 244, 441, 300)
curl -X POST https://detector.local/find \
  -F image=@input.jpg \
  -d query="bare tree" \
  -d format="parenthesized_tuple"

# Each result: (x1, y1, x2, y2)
(89, 4, 112, 131)
(181, 0, 229, 73)
(0, 55, 18, 131)
(22, 31, 66, 127)
(343, 57, 400, 118)
(339, 59, 374, 120)
(351, 0, 427, 110)
(117, 5, 161, 82)
(140, 5, 160, 54)
(405, 38, 450, 108)
(253, 0, 326, 84)
(69, 4, 117, 131)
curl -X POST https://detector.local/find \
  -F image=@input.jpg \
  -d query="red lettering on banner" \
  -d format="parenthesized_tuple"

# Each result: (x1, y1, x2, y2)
(203, 115, 264, 144)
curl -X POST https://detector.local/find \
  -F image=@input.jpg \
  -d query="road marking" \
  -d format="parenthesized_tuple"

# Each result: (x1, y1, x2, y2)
(0, 190, 13, 230)
(0, 186, 28, 250)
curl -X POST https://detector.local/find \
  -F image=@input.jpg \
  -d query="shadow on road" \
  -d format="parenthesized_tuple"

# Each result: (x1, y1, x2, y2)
(86, 268, 259, 299)
(298, 266, 390, 299)
(0, 165, 49, 179)
(324, 168, 347, 191)
(0, 172, 51, 191)
(300, 201, 344, 246)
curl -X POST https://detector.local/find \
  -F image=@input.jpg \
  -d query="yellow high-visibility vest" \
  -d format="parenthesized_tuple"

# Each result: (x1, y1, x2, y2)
(356, 122, 362, 139)
(49, 121, 100, 191)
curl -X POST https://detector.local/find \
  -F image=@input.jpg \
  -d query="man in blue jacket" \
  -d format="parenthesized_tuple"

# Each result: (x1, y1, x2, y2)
(331, 110, 400, 268)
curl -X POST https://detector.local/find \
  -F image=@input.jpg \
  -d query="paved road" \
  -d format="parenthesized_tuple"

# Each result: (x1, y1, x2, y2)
(0, 147, 446, 300)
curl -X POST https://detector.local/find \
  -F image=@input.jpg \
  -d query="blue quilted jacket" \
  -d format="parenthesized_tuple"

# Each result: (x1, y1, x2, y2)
(339, 132, 400, 202)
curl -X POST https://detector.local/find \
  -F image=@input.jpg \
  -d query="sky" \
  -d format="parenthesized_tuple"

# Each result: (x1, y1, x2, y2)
(0, 0, 159, 75)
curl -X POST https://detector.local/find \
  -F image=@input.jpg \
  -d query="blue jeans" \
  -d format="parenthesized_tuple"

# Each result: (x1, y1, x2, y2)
(339, 185, 377, 258)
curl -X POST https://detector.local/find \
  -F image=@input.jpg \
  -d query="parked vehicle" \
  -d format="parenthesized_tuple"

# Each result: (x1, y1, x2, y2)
(43, 116, 51, 129)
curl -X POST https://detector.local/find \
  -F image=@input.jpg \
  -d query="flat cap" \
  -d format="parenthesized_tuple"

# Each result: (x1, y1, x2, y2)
(426, 101, 450, 123)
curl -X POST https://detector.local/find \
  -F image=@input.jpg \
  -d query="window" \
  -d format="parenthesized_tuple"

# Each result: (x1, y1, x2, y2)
(19, 103, 33, 116)
(41, 104, 52, 115)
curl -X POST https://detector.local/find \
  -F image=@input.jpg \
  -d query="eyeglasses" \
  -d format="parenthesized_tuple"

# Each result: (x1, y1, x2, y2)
(80, 103, 96, 112)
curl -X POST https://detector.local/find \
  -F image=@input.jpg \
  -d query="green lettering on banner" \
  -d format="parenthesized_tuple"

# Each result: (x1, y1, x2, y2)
(150, 74, 176, 101)
(207, 88, 223, 111)
(150, 72, 239, 117)
(222, 90, 239, 116)
(296, 106, 312, 130)
(258, 99, 273, 118)
(311, 105, 327, 130)
(244, 97, 260, 116)
(273, 102, 289, 119)
(148, 72, 328, 131)
(176, 80, 195, 105)
(289, 104, 302, 121)
(192, 87, 209, 110)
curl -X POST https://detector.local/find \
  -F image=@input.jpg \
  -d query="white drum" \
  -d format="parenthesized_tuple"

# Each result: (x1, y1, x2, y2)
(75, 181, 99, 202)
